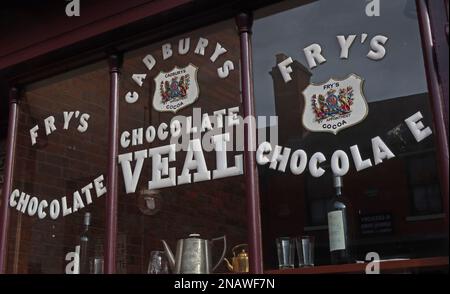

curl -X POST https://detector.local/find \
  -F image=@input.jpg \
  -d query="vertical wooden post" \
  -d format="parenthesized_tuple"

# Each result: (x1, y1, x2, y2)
(236, 12, 264, 274)
(0, 87, 19, 273)
(417, 0, 449, 229)
(105, 54, 122, 274)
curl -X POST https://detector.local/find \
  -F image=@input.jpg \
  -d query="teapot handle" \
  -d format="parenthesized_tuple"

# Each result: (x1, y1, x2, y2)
(211, 235, 227, 272)
(232, 243, 248, 254)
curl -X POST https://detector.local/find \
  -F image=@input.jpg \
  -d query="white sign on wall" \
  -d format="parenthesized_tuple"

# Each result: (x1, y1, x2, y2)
(302, 74, 368, 134)
(153, 64, 199, 113)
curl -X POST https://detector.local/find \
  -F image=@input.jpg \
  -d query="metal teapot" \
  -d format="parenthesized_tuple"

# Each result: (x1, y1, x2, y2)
(161, 234, 227, 274)
(224, 244, 249, 273)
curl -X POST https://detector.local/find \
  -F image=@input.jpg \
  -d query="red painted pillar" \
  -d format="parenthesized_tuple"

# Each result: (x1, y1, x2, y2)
(105, 54, 122, 274)
(0, 88, 19, 273)
(236, 12, 264, 274)
(417, 0, 449, 229)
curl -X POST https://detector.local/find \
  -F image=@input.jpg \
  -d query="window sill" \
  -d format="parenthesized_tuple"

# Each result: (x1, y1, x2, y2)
(264, 256, 449, 274)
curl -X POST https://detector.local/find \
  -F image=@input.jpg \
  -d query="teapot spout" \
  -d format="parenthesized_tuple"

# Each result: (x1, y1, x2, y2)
(223, 258, 234, 272)
(161, 240, 176, 272)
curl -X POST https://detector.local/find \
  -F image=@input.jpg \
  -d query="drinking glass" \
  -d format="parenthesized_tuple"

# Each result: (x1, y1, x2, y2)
(90, 257, 104, 274)
(296, 236, 315, 267)
(147, 251, 169, 274)
(276, 237, 295, 269)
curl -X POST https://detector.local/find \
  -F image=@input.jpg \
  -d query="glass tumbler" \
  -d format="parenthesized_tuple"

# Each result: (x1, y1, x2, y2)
(276, 237, 295, 269)
(296, 235, 315, 267)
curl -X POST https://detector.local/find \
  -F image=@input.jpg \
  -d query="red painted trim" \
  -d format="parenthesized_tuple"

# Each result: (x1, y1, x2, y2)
(0, 88, 19, 273)
(416, 0, 449, 229)
(105, 54, 122, 274)
(236, 12, 264, 274)
(427, 0, 449, 135)
(0, 0, 191, 70)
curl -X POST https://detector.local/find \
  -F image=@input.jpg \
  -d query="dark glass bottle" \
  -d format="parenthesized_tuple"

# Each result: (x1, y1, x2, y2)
(79, 212, 93, 274)
(327, 175, 351, 264)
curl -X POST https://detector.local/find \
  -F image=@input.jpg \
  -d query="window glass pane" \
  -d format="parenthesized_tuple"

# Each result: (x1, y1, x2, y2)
(118, 19, 246, 273)
(7, 62, 109, 273)
(253, 0, 448, 269)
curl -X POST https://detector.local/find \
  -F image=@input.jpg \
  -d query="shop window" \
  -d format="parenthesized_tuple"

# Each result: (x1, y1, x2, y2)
(253, 0, 448, 270)
(118, 19, 246, 273)
(7, 62, 109, 273)
(2, 0, 446, 275)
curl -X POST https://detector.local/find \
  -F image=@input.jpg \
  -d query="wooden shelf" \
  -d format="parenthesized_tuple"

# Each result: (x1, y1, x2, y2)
(264, 256, 449, 274)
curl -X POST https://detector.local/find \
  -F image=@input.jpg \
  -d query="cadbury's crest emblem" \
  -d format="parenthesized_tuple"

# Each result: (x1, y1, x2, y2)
(153, 64, 199, 113)
(302, 74, 368, 134)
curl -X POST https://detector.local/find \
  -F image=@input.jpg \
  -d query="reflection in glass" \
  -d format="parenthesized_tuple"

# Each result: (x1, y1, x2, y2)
(253, 0, 447, 269)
